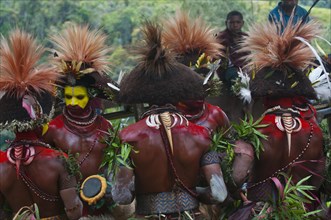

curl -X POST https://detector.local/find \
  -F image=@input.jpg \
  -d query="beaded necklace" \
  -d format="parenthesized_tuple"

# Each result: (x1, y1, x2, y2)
(77, 131, 100, 166)
(246, 121, 314, 190)
(63, 107, 97, 126)
(19, 169, 60, 202)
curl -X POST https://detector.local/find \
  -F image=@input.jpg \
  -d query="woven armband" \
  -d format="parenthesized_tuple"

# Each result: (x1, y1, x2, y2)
(200, 151, 220, 167)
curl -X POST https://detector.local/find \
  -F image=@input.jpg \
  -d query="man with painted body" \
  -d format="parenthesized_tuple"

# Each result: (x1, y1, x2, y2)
(162, 11, 254, 197)
(0, 29, 82, 220)
(112, 22, 228, 218)
(43, 85, 111, 181)
(269, 0, 310, 31)
(234, 15, 325, 216)
(41, 24, 123, 217)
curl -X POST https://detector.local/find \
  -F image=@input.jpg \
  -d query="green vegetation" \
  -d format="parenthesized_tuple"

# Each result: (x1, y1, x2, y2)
(252, 175, 322, 219)
(0, 0, 329, 81)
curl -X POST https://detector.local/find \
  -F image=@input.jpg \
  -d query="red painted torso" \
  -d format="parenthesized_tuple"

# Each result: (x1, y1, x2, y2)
(0, 132, 70, 218)
(120, 115, 211, 195)
(178, 101, 230, 134)
(43, 114, 112, 180)
(249, 97, 324, 189)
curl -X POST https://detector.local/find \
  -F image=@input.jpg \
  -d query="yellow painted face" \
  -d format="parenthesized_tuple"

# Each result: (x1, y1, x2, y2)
(64, 86, 89, 109)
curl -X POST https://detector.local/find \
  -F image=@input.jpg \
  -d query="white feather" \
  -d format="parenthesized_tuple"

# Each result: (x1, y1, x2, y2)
(117, 70, 125, 84)
(294, 36, 331, 99)
(309, 66, 331, 101)
(107, 82, 120, 91)
(316, 35, 331, 47)
(237, 68, 252, 104)
(309, 66, 323, 83)
(0, 91, 6, 100)
(240, 88, 252, 104)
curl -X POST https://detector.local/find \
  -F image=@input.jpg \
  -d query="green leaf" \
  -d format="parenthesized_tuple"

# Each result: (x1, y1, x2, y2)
(303, 209, 322, 217)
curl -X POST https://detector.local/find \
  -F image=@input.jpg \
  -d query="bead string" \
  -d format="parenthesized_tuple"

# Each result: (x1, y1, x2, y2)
(19, 170, 60, 202)
(159, 124, 198, 198)
(247, 121, 314, 190)
(9, 140, 52, 149)
(78, 132, 100, 166)
(63, 108, 97, 126)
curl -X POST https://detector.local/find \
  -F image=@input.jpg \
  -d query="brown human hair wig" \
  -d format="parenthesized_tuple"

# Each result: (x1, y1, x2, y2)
(119, 21, 204, 105)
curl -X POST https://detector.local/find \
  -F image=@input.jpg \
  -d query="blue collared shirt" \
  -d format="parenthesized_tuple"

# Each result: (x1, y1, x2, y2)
(268, 2, 310, 32)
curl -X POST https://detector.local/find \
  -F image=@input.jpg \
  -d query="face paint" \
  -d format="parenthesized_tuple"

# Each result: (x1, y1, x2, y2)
(64, 86, 89, 109)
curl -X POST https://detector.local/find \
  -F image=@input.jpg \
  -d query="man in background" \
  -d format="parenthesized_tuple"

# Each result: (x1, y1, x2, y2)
(268, 0, 310, 30)
(215, 10, 249, 123)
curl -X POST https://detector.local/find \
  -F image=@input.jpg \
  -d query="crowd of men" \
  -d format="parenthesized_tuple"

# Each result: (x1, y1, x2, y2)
(0, 0, 330, 219)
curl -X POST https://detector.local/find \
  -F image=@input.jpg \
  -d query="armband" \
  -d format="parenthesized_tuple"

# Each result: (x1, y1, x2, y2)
(200, 151, 220, 167)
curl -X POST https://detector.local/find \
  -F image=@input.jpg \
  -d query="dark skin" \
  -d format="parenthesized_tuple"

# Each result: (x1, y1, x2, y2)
(42, 100, 112, 181)
(226, 15, 244, 34)
(248, 100, 325, 205)
(113, 114, 227, 206)
(281, 0, 299, 15)
(251, 116, 324, 185)
(43, 117, 110, 180)
(176, 101, 230, 135)
(0, 133, 82, 219)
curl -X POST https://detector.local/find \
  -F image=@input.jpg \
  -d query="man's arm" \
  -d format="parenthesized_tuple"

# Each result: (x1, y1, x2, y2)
(0, 193, 6, 219)
(111, 166, 135, 205)
(196, 151, 228, 204)
(58, 162, 82, 220)
(60, 188, 83, 220)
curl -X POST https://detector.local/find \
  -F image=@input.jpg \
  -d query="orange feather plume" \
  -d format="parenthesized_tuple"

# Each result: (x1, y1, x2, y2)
(0, 29, 58, 98)
(240, 19, 321, 72)
(162, 10, 223, 59)
(50, 24, 111, 75)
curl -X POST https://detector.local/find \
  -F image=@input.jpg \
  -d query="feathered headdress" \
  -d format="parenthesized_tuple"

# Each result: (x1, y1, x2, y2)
(240, 18, 321, 99)
(119, 21, 204, 105)
(0, 29, 58, 132)
(50, 24, 114, 93)
(162, 10, 223, 70)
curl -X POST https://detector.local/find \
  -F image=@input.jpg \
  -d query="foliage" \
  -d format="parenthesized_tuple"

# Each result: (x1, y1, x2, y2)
(232, 114, 268, 159)
(321, 119, 331, 185)
(12, 203, 40, 220)
(0, 0, 329, 81)
(101, 120, 135, 180)
(210, 128, 236, 184)
(252, 175, 322, 219)
(210, 114, 268, 183)
(61, 151, 82, 181)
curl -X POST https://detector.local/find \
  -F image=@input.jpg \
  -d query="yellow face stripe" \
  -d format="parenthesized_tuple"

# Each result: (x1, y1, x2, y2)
(64, 86, 89, 109)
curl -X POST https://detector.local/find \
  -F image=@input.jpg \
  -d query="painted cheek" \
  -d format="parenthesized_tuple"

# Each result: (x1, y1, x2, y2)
(77, 97, 88, 109)
(65, 97, 72, 106)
